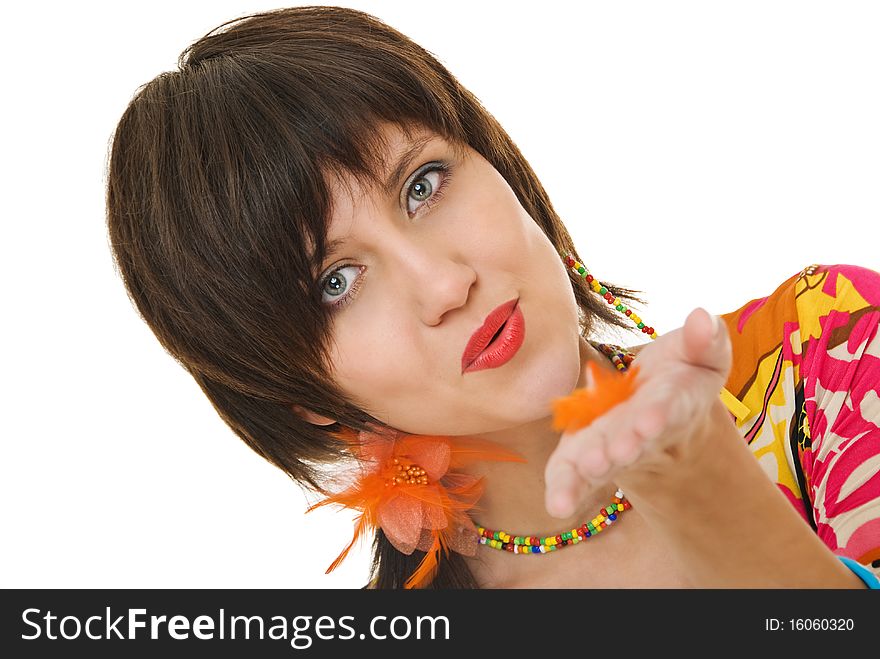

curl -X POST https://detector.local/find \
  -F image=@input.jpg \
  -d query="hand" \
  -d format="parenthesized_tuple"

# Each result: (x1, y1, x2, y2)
(544, 307, 734, 518)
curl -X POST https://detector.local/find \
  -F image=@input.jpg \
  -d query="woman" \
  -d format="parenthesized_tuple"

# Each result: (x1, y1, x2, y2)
(105, 6, 880, 589)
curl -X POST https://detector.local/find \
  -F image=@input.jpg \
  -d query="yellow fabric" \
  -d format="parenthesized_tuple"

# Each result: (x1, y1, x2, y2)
(720, 386, 750, 423)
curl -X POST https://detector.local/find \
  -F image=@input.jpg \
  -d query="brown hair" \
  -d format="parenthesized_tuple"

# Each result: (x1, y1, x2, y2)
(105, 5, 647, 588)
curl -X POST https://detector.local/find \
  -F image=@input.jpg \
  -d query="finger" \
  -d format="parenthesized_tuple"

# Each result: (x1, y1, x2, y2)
(632, 397, 668, 444)
(554, 419, 613, 480)
(575, 435, 611, 479)
(683, 307, 731, 378)
(607, 429, 642, 466)
(585, 413, 652, 474)
(544, 460, 583, 518)
(682, 307, 716, 364)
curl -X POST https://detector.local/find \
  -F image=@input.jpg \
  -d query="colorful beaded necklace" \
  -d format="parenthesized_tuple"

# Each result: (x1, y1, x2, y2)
(474, 251, 656, 554)
(474, 344, 636, 554)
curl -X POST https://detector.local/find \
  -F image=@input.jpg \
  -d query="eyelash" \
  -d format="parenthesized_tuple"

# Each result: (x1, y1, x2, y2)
(318, 162, 453, 312)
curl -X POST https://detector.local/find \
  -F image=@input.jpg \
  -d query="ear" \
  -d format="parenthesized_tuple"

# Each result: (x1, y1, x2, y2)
(291, 404, 338, 427)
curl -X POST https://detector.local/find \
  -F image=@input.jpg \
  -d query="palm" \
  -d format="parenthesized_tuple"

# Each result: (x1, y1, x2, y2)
(545, 307, 733, 518)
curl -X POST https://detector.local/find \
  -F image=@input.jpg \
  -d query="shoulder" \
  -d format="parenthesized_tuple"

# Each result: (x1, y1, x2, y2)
(711, 262, 878, 343)
(667, 263, 879, 344)
(794, 263, 880, 311)
(791, 263, 879, 365)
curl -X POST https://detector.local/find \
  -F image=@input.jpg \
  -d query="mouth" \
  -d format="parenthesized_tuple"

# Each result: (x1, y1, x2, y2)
(461, 297, 526, 374)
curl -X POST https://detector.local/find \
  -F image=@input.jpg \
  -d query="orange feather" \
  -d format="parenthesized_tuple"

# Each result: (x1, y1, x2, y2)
(306, 431, 525, 588)
(403, 533, 446, 590)
(551, 361, 641, 433)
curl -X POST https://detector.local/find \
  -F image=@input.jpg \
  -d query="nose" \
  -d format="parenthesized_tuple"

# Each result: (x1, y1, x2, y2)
(394, 245, 477, 326)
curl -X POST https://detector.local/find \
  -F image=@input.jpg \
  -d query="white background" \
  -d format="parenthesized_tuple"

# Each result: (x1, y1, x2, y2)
(1, 1, 877, 588)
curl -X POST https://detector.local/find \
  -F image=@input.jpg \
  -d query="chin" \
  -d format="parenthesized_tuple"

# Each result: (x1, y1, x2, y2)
(504, 332, 582, 418)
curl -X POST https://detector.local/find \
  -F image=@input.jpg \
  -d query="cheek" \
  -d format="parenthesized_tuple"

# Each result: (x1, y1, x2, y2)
(329, 322, 425, 401)
(484, 190, 558, 282)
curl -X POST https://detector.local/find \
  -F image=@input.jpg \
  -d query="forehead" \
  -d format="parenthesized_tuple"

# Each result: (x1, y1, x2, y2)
(325, 122, 467, 223)
(330, 122, 442, 199)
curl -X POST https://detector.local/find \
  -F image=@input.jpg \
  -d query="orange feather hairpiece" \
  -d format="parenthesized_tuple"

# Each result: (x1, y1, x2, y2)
(306, 425, 526, 589)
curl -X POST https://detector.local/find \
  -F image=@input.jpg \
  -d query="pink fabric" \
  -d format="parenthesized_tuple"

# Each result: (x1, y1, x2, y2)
(717, 264, 880, 577)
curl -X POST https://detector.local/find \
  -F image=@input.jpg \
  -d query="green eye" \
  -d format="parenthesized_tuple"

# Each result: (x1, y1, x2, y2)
(320, 264, 364, 311)
(404, 162, 451, 217)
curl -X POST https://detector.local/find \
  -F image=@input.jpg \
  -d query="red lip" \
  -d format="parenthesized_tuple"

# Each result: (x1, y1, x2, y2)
(461, 297, 524, 374)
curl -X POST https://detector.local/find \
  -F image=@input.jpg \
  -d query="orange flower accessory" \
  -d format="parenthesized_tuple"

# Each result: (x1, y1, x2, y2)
(551, 361, 642, 433)
(306, 425, 526, 589)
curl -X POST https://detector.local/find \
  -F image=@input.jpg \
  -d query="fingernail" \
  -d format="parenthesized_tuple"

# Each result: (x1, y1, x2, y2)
(710, 312, 720, 337)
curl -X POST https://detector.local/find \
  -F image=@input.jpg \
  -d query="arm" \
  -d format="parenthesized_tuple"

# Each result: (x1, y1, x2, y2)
(617, 396, 868, 588)
(546, 265, 880, 587)
(622, 263, 880, 588)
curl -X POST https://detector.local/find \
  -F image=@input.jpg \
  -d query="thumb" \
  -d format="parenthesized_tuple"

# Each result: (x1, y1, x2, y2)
(682, 307, 732, 379)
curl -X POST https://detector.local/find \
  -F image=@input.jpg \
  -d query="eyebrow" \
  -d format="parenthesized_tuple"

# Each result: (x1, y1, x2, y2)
(380, 134, 436, 198)
(316, 134, 437, 270)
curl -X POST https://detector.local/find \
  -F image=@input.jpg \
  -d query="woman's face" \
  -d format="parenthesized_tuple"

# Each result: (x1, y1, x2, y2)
(315, 123, 584, 436)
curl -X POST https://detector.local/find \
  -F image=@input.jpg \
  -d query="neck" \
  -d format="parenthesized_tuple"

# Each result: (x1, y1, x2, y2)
(459, 335, 631, 587)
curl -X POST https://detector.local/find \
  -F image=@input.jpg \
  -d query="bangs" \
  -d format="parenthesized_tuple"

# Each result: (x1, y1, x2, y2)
(170, 43, 472, 298)
(110, 16, 479, 392)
